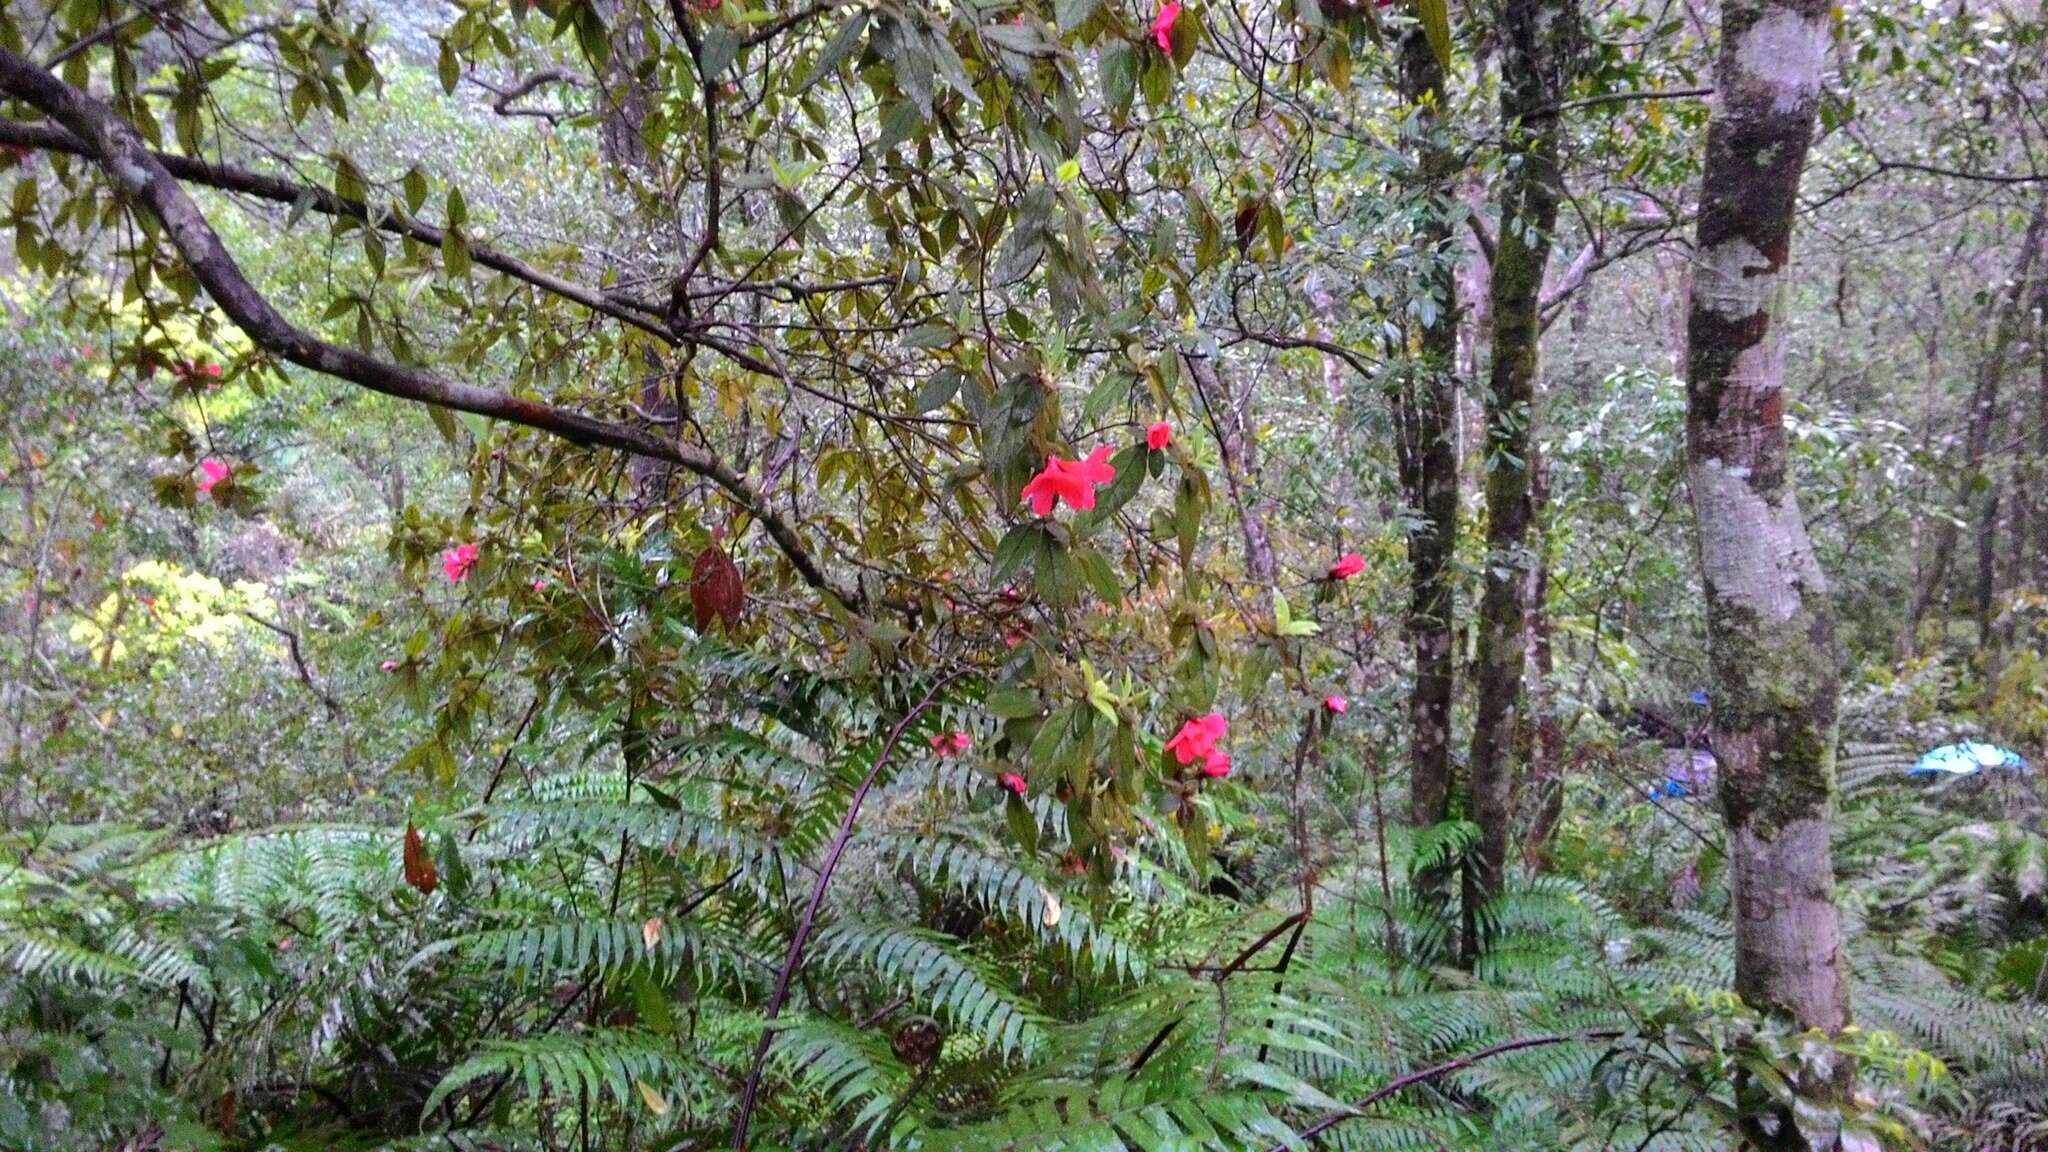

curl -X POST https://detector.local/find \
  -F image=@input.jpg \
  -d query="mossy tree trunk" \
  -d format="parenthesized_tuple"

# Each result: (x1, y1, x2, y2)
(1393, 29, 1461, 834)
(1684, 1, 1852, 1135)
(1468, 0, 1577, 933)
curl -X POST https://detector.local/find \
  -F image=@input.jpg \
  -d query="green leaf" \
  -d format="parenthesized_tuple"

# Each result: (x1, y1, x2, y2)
(1413, 0, 1452, 74)
(437, 39, 460, 94)
(1098, 42, 1136, 121)
(1005, 792, 1039, 856)
(992, 523, 1043, 584)
(1054, 0, 1100, 34)
(699, 27, 741, 82)
(441, 229, 472, 278)
(913, 369, 961, 413)
(401, 167, 428, 214)
(987, 687, 1043, 720)
(797, 11, 871, 94)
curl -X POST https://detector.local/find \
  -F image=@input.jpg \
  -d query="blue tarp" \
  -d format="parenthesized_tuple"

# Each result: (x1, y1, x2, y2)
(1910, 742, 2031, 776)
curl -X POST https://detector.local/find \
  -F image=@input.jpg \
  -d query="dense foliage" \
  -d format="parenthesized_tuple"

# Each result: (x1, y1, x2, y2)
(2, 0, 2046, 1149)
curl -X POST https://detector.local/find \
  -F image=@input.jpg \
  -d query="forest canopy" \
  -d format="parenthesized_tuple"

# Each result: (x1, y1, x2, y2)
(2, 0, 2046, 1149)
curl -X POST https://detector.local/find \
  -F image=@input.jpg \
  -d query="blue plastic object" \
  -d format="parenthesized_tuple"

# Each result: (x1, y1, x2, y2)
(1909, 742, 2032, 777)
(1687, 690, 1709, 706)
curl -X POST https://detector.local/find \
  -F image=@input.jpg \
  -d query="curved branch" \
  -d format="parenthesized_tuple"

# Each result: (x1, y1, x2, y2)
(1262, 1030, 1623, 1150)
(0, 48, 856, 609)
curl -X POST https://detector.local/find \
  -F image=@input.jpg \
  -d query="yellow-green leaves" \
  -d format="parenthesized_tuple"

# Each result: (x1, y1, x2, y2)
(1273, 591, 1320, 638)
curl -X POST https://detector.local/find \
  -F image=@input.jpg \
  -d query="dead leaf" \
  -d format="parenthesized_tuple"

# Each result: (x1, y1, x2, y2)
(1233, 197, 1263, 255)
(402, 821, 437, 895)
(635, 1078, 669, 1116)
(642, 916, 664, 950)
(689, 543, 745, 631)
(1040, 887, 1062, 928)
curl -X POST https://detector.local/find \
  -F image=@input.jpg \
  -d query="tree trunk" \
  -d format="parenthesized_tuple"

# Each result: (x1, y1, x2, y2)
(1976, 483, 2003, 650)
(1684, 0, 1851, 1135)
(1468, 0, 1576, 923)
(2035, 283, 2048, 591)
(1902, 204, 2047, 654)
(1520, 452, 1566, 870)
(1184, 352, 1278, 596)
(1393, 29, 1461, 833)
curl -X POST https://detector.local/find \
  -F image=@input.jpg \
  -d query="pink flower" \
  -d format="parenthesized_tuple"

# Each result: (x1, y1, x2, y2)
(441, 542, 480, 583)
(203, 362, 221, 377)
(999, 772, 1027, 796)
(196, 459, 230, 494)
(1164, 713, 1228, 766)
(531, 578, 547, 592)
(1146, 422, 1172, 451)
(1324, 695, 1348, 714)
(1151, 1, 1180, 53)
(1020, 446, 1117, 516)
(1328, 552, 1365, 580)
(930, 731, 972, 756)
(379, 660, 399, 673)
(1200, 750, 1230, 778)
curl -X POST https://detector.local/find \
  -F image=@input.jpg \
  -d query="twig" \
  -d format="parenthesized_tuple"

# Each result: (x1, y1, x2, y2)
(239, 611, 341, 715)
(727, 675, 962, 1149)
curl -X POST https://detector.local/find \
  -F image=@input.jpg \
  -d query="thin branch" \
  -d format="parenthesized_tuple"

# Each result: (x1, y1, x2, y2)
(1548, 85, 1713, 115)
(1263, 1030, 1624, 1150)
(727, 674, 963, 1150)
(0, 117, 669, 339)
(470, 67, 584, 120)
(46, 0, 185, 68)
(239, 611, 341, 716)
(740, 3, 837, 48)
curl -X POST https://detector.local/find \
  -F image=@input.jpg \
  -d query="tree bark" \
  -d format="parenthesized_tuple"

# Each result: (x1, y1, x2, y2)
(1393, 29, 1461, 833)
(1902, 204, 2047, 654)
(1468, 0, 1577, 924)
(1684, 1, 1851, 1137)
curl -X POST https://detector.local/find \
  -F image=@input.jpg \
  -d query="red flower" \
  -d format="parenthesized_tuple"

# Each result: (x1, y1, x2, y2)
(1324, 695, 1348, 714)
(930, 731, 972, 756)
(1146, 421, 1172, 451)
(1164, 712, 1228, 766)
(1020, 446, 1117, 516)
(532, 578, 547, 591)
(1059, 851, 1086, 876)
(999, 772, 1027, 796)
(1328, 552, 1365, 580)
(1151, 1, 1180, 53)
(441, 542, 480, 583)
(196, 459, 230, 494)
(203, 362, 222, 377)
(1199, 750, 1231, 778)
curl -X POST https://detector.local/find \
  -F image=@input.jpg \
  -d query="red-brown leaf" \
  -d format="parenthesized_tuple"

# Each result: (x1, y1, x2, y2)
(402, 821, 437, 895)
(690, 543, 745, 632)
